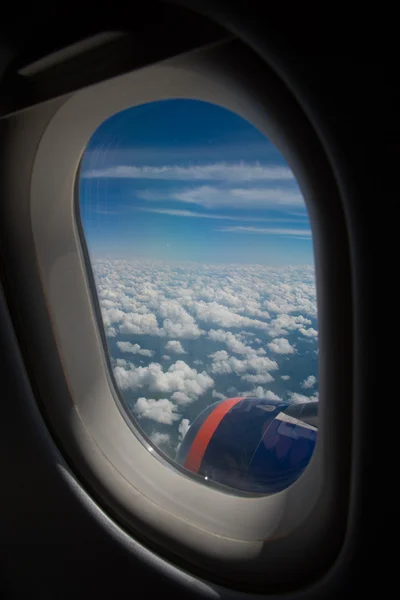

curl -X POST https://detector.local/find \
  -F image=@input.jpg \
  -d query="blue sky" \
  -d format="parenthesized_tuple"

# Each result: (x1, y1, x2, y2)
(79, 99, 313, 265)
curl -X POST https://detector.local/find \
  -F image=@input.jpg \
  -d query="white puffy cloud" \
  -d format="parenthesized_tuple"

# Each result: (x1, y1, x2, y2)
(92, 258, 318, 451)
(115, 358, 128, 368)
(264, 390, 282, 401)
(114, 360, 214, 400)
(299, 327, 318, 338)
(106, 326, 117, 338)
(134, 397, 180, 424)
(119, 305, 202, 339)
(101, 307, 126, 327)
(193, 301, 270, 331)
(267, 314, 312, 337)
(158, 299, 203, 339)
(241, 373, 275, 384)
(209, 350, 278, 377)
(165, 340, 186, 354)
(171, 391, 193, 405)
(119, 312, 161, 336)
(243, 387, 282, 400)
(117, 341, 154, 357)
(302, 375, 317, 389)
(208, 329, 265, 356)
(212, 390, 228, 401)
(267, 337, 296, 354)
(150, 432, 171, 447)
(162, 319, 202, 338)
(94, 260, 317, 348)
(263, 280, 317, 318)
(288, 392, 319, 403)
(110, 303, 202, 340)
(178, 418, 190, 441)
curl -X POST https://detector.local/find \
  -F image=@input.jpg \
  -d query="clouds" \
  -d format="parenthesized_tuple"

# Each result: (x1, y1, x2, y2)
(82, 162, 295, 182)
(267, 338, 296, 354)
(81, 94, 319, 462)
(114, 360, 214, 400)
(302, 375, 317, 389)
(82, 155, 311, 266)
(288, 392, 319, 404)
(178, 419, 190, 441)
(158, 300, 203, 339)
(299, 327, 318, 338)
(219, 227, 312, 237)
(95, 259, 317, 343)
(150, 432, 171, 447)
(108, 303, 202, 339)
(193, 301, 270, 331)
(134, 397, 180, 424)
(139, 208, 303, 223)
(208, 350, 278, 377)
(264, 390, 282, 401)
(118, 311, 161, 336)
(161, 318, 203, 339)
(208, 329, 265, 356)
(165, 340, 186, 354)
(117, 341, 154, 357)
(243, 387, 282, 400)
(211, 390, 228, 401)
(267, 314, 312, 336)
(167, 186, 304, 210)
(102, 156, 302, 218)
(241, 373, 275, 384)
(171, 391, 193, 405)
(264, 283, 316, 319)
(92, 257, 318, 457)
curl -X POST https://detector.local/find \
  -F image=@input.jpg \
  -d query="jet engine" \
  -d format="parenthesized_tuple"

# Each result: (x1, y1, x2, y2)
(176, 397, 318, 494)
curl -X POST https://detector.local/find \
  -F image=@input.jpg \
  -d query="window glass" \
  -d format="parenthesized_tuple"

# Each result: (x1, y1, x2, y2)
(79, 99, 318, 494)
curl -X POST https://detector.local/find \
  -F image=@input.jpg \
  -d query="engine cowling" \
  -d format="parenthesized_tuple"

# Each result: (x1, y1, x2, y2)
(176, 397, 318, 494)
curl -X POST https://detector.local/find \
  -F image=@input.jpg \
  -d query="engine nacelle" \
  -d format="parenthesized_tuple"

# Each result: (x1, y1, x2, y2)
(176, 397, 318, 494)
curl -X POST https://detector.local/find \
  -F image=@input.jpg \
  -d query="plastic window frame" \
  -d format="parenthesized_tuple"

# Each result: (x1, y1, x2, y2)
(24, 39, 352, 589)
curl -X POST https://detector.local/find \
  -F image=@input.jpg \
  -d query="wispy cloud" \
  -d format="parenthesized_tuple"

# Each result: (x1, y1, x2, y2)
(286, 210, 308, 217)
(93, 208, 128, 215)
(81, 162, 295, 182)
(139, 185, 303, 209)
(218, 226, 312, 237)
(138, 208, 307, 222)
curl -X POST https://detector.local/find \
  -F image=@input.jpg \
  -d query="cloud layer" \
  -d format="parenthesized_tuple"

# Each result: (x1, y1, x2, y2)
(92, 258, 318, 455)
(82, 162, 295, 182)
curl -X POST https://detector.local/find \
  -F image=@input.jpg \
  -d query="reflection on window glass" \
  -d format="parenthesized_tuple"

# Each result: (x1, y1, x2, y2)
(79, 99, 318, 494)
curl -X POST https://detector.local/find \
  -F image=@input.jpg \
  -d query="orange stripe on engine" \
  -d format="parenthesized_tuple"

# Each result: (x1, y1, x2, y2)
(184, 397, 244, 474)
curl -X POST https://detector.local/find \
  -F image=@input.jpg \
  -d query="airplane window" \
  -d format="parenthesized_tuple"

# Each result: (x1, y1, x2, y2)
(78, 99, 318, 495)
